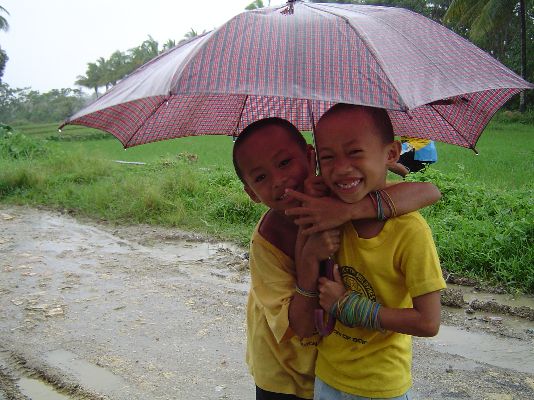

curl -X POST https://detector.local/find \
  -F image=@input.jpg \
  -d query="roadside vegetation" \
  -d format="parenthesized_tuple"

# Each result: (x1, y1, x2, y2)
(1, 114, 533, 294)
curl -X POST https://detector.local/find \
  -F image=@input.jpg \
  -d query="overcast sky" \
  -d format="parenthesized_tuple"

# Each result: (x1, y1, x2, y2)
(1, 0, 286, 92)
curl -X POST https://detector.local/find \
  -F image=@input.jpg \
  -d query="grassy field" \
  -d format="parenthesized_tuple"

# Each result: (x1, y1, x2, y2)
(15, 119, 533, 189)
(2, 118, 534, 293)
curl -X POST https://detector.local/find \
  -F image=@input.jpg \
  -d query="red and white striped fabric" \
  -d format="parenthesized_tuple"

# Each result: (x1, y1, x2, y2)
(61, 2, 533, 149)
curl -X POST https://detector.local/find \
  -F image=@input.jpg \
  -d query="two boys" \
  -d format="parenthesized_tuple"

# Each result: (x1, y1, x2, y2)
(232, 107, 444, 399)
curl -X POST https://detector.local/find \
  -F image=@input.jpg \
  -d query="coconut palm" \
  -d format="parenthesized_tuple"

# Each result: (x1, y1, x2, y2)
(0, 5, 9, 32)
(162, 39, 176, 52)
(184, 28, 199, 39)
(0, 5, 9, 81)
(245, 0, 264, 10)
(75, 62, 103, 97)
(444, 0, 532, 111)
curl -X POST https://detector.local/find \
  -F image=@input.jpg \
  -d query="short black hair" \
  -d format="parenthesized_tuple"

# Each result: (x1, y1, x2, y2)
(319, 103, 394, 144)
(232, 117, 307, 183)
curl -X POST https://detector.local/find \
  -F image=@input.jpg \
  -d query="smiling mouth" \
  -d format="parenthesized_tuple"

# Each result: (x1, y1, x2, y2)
(335, 179, 361, 190)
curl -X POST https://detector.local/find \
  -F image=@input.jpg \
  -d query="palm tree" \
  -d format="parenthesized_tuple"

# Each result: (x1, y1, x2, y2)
(181, 28, 207, 44)
(444, 0, 531, 111)
(162, 39, 176, 52)
(184, 28, 199, 39)
(0, 5, 9, 32)
(0, 6, 9, 81)
(75, 62, 102, 97)
(245, 0, 264, 10)
(129, 36, 160, 68)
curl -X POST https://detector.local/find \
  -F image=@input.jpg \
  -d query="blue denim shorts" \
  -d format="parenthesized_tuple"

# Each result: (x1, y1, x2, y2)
(314, 377, 412, 400)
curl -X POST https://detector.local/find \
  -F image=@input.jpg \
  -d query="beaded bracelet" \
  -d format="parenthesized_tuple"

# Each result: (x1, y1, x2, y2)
(295, 285, 319, 298)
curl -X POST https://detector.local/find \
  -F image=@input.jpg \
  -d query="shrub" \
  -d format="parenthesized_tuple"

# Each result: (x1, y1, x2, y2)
(0, 127, 48, 159)
(407, 167, 534, 293)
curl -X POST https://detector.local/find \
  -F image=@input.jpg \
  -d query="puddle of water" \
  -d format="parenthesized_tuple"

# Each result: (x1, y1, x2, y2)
(44, 349, 126, 395)
(17, 377, 71, 400)
(158, 240, 241, 262)
(448, 283, 534, 309)
(424, 325, 534, 374)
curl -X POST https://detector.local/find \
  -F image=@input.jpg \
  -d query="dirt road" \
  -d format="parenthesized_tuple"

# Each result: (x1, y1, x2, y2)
(1, 206, 533, 400)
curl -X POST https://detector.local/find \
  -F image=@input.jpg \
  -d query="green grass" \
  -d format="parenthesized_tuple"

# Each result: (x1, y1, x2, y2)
(1, 120, 533, 293)
(433, 122, 533, 189)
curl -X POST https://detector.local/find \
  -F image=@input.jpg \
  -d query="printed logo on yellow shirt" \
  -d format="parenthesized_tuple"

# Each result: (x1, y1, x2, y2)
(339, 265, 376, 301)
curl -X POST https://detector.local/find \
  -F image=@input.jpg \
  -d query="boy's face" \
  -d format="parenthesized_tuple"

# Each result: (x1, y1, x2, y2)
(316, 108, 400, 204)
(235, 125, 309, 213)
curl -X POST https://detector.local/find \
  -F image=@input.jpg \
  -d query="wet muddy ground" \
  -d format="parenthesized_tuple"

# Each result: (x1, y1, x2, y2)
(0, 206, 533, 400)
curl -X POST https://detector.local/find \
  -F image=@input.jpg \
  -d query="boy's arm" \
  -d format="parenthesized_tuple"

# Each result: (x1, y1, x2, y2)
(378, 291, 442, 337)
(388, 162, 410, 177)
(289, 229, 339, 338)
(319, 266, 442, 337)
(285, 182, 441, 235)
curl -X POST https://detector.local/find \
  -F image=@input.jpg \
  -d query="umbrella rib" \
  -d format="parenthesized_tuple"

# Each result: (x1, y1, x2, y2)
(428, 103, 477, 152)
(124, 96, 170, 148)
(233, 95, 249, 138)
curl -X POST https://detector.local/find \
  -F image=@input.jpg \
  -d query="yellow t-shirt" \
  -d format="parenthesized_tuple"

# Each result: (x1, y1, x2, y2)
(246, 219, 318, 399)
(316, 212, 446, 398)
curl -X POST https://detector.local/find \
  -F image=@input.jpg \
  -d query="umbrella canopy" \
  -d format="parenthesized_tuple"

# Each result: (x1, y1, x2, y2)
(61, 1, 533, 150)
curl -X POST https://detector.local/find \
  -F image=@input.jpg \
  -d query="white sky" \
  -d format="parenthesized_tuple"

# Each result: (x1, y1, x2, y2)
(0, 0, 286, 92)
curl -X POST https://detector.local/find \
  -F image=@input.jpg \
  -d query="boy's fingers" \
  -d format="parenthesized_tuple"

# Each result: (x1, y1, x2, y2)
(284, 189, 311, 203)
(284, 206, 307, 217)
(301, 225, 322, 235)
(293, 217, 315, 227)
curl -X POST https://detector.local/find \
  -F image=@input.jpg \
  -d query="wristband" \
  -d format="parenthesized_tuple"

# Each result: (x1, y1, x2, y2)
(295, 285, 319, 298)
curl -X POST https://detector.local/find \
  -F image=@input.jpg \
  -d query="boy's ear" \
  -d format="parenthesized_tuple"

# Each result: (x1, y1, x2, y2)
(244, 185, 261, 203)
(385, 140, 402, 167)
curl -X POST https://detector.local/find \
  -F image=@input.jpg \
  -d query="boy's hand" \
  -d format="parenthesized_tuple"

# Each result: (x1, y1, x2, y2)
(285, 191, 353, 234)
(318, 264, 346, 312)
(302, 229, 340, 262)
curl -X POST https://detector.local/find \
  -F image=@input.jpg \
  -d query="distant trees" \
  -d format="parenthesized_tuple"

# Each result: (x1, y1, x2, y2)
(444, 0, 533, 111)
(75, 32, 203, 96)
(0, 84, 89, 123)
(75, 36, 162, 96)
(0, 5, 9, 82)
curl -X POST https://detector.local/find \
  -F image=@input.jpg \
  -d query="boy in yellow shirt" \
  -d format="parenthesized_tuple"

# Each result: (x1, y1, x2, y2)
(232, 117, 442, 400)
(308, 104, 446, 399)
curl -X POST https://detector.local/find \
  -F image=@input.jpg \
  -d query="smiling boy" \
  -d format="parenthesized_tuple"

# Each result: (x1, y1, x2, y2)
(312, 104, 446, 400)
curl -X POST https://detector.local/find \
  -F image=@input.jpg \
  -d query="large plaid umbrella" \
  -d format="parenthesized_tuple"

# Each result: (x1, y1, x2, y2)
(61, 1, 533, 150)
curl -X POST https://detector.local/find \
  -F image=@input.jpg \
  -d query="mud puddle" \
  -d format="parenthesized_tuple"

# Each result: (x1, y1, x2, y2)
(424, 325, 534, 374)
(17, 378, 71, 400)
